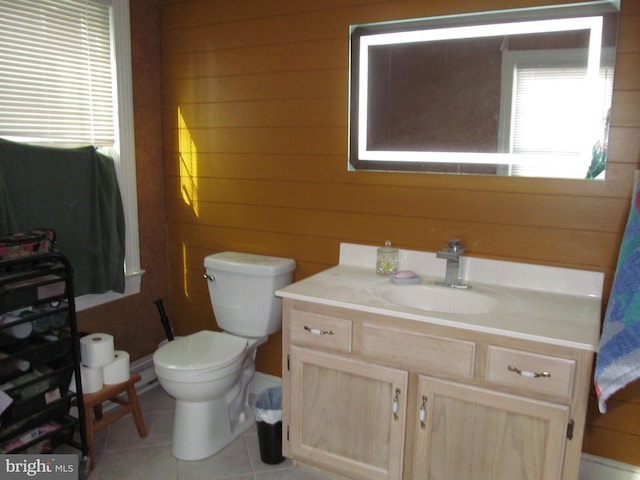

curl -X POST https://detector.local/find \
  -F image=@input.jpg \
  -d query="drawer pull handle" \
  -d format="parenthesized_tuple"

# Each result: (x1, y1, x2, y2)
(508, 365, 551, 378)
(419, 395, 428, 429)
(392, 388, 401, 421)
(303, 325, 334, 336)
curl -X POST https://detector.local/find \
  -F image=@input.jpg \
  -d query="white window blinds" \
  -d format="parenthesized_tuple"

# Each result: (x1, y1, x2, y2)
(0, 0, 115, 146)
(510, 65, 614, 178)
(512, 66, 614, 155)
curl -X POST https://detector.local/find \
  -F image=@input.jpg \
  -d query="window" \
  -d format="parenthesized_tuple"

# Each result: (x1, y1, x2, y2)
(0, 0, 142, 309)
(499, 48, 615, 178)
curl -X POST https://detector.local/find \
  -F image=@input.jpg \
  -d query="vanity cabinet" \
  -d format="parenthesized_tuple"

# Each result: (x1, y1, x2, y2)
(413, 376, 569, 479)
(288, 347, 407, 480)
(286, 305, 407, 479)
(282, 299, 592, 480)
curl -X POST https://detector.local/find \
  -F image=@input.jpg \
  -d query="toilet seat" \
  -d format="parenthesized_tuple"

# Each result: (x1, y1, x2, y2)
(154, 331, 249, 382)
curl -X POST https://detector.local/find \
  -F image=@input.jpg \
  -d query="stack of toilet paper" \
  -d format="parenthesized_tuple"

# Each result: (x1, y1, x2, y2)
(77, 333, 130, 393)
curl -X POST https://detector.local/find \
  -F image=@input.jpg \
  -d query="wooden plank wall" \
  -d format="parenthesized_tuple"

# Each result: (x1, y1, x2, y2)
(160, 0, 640, 465)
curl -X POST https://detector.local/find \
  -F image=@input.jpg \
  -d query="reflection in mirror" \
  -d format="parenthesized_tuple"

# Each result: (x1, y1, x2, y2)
(348, 1, 620, 179)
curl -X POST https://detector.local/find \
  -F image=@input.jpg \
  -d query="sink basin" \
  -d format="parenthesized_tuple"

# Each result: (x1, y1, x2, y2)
(368, 282, 500, 314)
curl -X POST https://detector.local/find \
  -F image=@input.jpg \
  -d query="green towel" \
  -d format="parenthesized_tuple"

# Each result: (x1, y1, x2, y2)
(0, 138, 125, 295)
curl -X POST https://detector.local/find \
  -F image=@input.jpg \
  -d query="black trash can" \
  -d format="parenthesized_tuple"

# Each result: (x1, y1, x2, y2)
(254, 386, 285, 464)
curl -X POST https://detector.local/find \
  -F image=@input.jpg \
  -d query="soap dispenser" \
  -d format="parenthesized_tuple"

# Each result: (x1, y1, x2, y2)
(376, 240, 398, 275)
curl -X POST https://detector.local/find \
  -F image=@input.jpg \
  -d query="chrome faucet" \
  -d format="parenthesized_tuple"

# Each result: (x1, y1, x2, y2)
(436, 239, 470, 289)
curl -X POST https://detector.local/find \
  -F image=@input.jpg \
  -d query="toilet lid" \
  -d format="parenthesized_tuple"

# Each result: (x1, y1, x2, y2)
(154, 330, 248, 371)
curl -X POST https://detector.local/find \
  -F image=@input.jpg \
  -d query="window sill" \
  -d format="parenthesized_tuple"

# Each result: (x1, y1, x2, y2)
(75, 270, 145, 312)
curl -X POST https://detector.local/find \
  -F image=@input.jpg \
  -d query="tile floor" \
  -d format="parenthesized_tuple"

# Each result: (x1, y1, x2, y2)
(83, 385, 340, 480)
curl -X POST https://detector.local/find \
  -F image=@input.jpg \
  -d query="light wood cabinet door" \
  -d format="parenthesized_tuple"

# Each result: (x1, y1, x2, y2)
(413, 376, 570, 480)
(289, 346, 408, 480)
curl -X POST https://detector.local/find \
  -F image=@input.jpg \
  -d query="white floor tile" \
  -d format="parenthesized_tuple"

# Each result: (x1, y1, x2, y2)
(81, 386, 343, 480)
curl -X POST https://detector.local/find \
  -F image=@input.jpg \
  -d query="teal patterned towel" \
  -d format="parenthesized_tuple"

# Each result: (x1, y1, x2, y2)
(595, 183, 640, 413)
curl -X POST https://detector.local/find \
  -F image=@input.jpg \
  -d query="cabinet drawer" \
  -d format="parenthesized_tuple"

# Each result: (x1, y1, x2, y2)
(486, 346, 575, 397)
(290, 311, 352, 353)
(362, 324, 475, 377)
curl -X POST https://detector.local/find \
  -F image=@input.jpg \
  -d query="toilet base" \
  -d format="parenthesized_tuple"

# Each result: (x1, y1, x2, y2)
(155, 333, 267, 461)
(171, 396, 255, 461)
(166, 341, 264, 461)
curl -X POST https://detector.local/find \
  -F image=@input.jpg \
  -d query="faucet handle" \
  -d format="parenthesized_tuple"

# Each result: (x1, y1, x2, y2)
(445, 239, 463, 252)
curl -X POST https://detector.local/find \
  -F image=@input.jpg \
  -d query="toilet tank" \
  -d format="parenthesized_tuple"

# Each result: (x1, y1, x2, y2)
(204, 252, 296, 337)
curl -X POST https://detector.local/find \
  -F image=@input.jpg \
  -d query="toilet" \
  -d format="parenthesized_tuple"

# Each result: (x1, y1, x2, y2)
(153, 251, 296, 461)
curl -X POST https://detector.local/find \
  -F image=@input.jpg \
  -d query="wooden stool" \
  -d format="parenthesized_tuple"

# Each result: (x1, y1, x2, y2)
(82, 373, 147, 469)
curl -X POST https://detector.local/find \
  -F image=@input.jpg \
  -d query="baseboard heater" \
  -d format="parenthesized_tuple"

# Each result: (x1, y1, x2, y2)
(130, 353, 158, 395)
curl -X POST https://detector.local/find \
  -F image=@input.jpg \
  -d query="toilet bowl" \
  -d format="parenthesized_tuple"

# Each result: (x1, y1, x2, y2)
(152, 252, 295, 461)
(154, 330, 266, 460)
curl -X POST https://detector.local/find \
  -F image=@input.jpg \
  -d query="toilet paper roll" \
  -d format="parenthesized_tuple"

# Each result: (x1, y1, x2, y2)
(0, 313, 33, 339)
(80, 333, 114, 367)
(102, 350, 130, 385)
(80, 365, 103, 393)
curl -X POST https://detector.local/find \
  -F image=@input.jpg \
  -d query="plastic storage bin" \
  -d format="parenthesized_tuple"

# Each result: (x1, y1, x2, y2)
(254, 386, 284, 464)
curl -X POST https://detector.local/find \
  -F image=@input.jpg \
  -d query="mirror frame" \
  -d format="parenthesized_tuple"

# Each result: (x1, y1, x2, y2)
(348, 1, 620, 178)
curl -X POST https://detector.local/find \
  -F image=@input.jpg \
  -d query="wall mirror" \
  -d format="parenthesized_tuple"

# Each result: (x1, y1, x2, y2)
(348, 1, 620, 179)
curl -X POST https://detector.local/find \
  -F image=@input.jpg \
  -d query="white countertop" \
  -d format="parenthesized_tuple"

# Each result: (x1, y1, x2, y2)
(277, 243, 604, 351)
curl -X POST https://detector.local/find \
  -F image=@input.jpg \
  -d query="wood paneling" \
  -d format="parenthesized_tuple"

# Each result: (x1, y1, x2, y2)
(161, 0, 640, 466)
